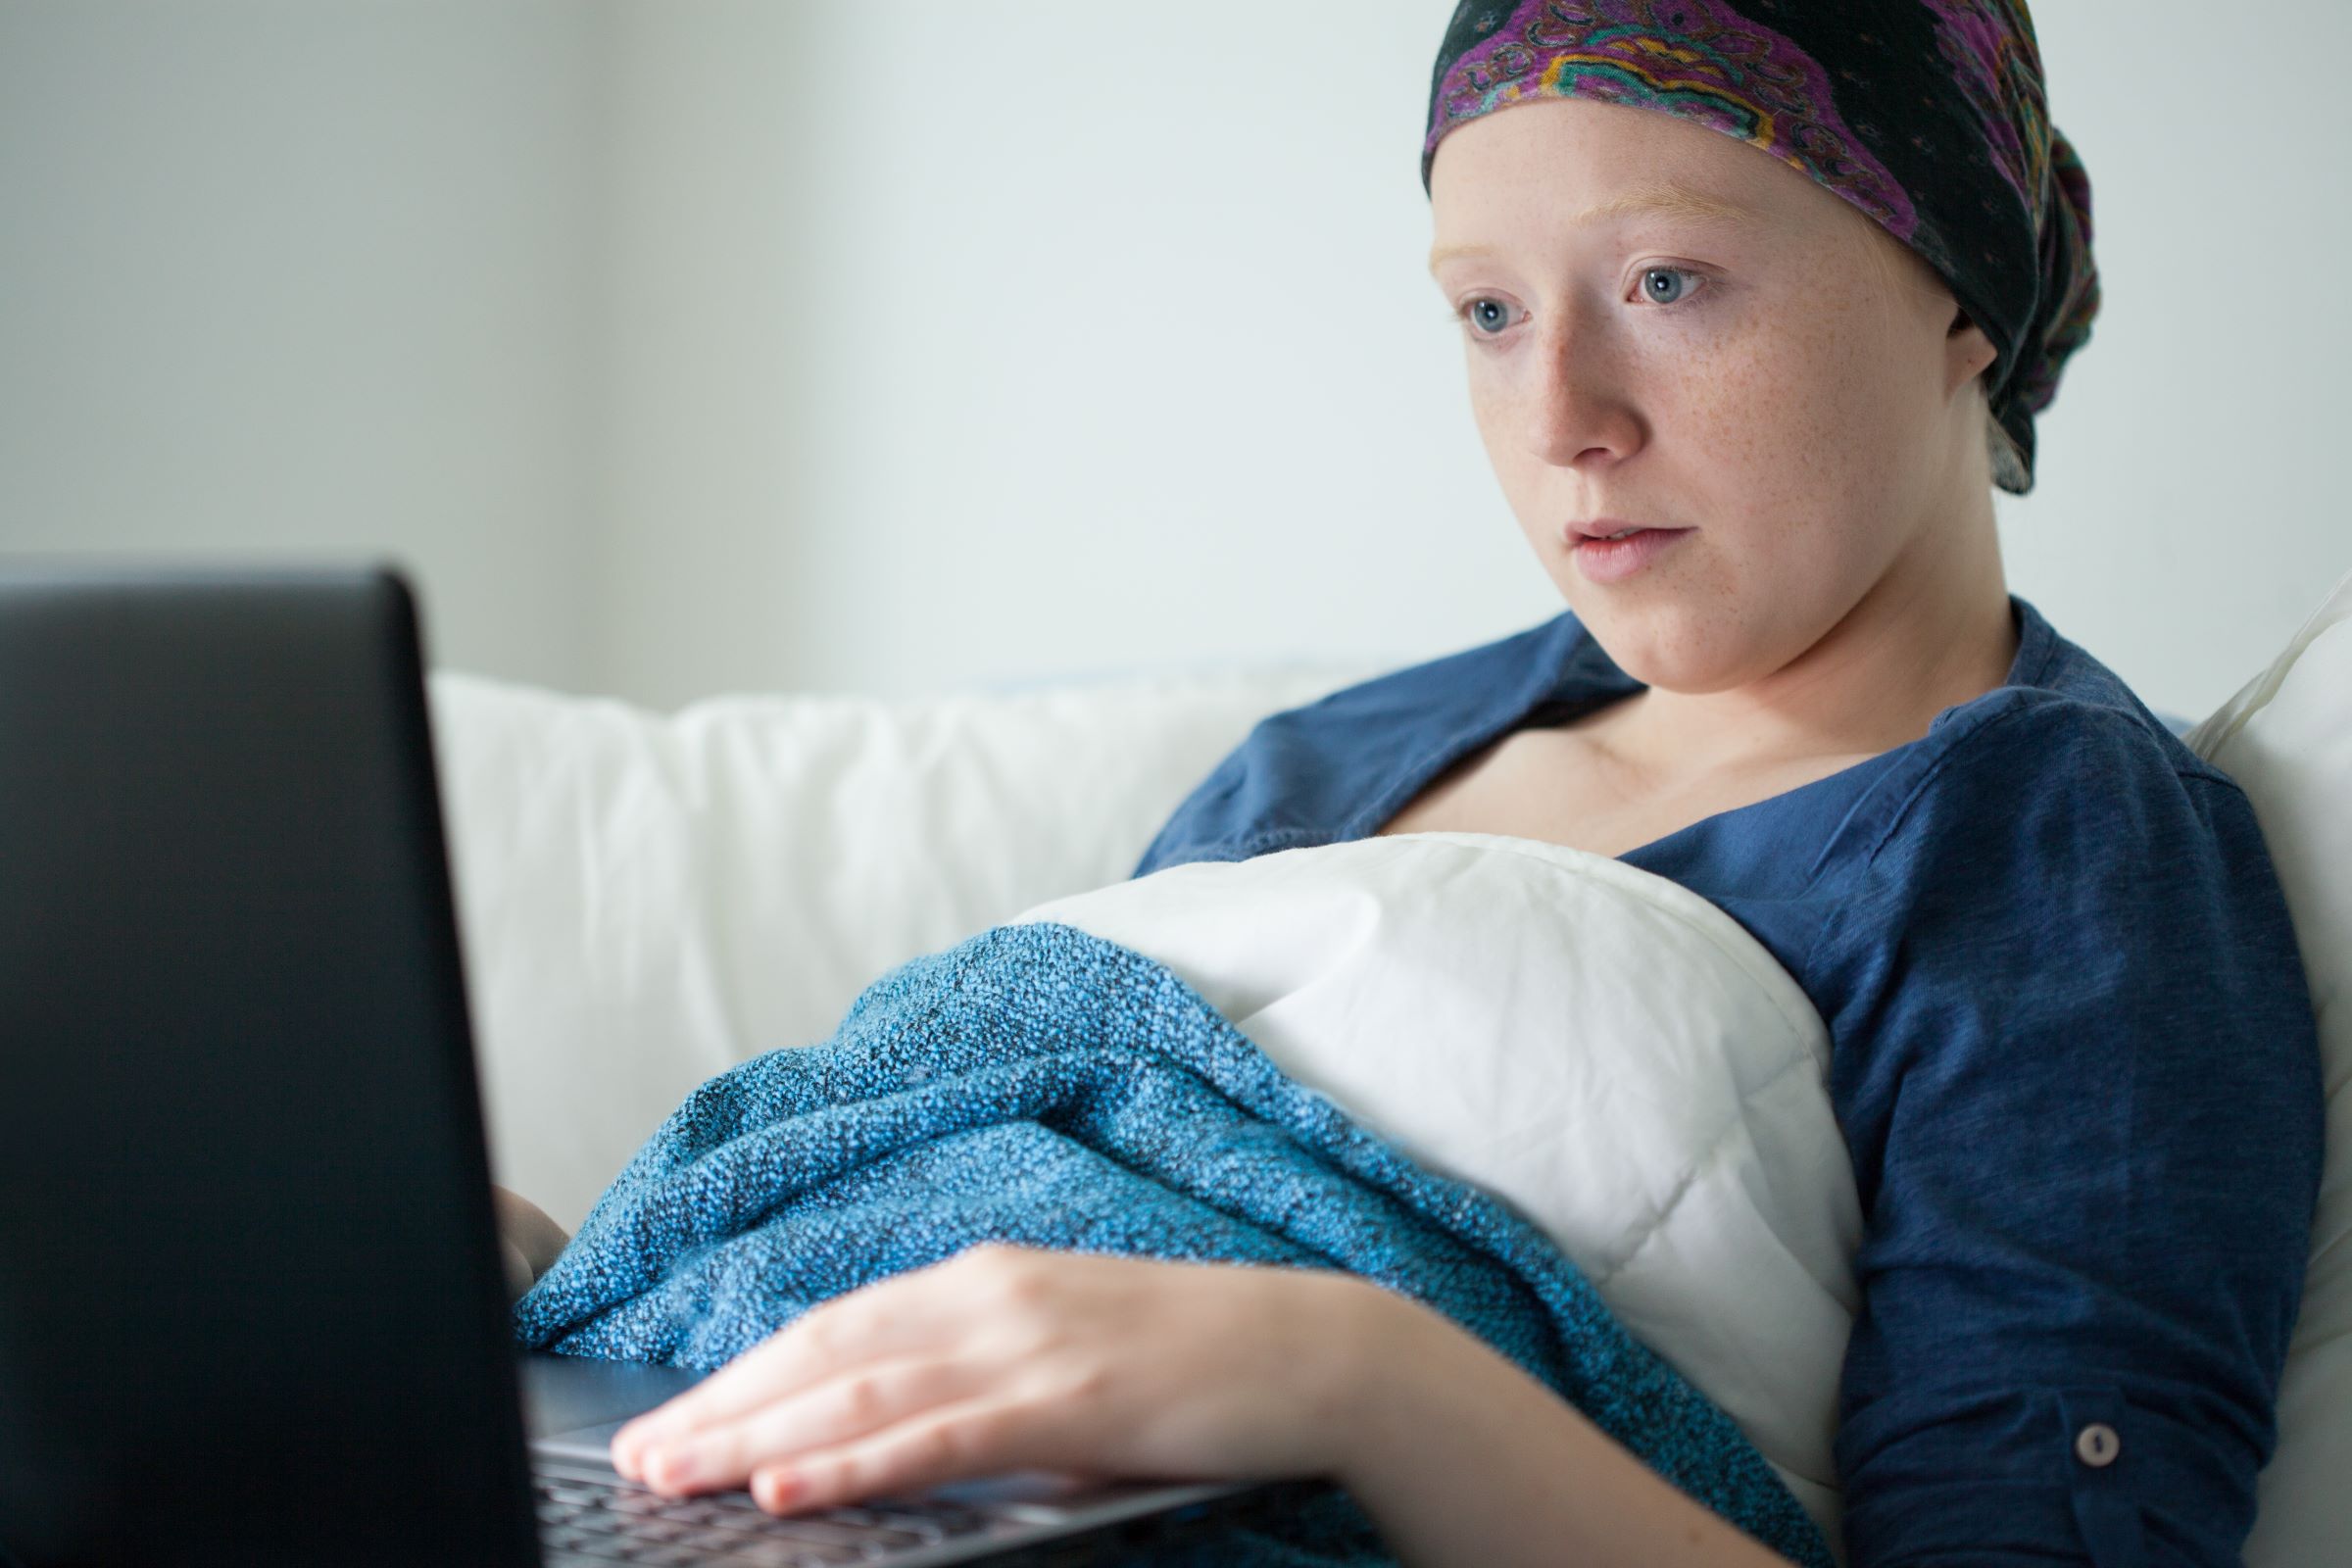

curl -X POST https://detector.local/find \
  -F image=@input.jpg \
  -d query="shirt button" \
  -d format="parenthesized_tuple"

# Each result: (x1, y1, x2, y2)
(2075, 1422, 2122, 1467)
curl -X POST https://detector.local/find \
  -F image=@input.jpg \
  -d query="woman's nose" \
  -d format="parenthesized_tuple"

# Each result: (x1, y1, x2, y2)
(1519, 321, 1642, 470)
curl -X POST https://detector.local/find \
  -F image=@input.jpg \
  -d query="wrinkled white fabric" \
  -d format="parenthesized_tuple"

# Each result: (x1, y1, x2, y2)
(1009, 829, 1861, 1544)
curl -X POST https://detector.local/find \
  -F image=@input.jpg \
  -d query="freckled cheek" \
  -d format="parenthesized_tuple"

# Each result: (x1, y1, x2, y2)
(1461, 377, 1543, 506)
(1671, 338, 1865, 511)
(1462, 367, 1510, 442)
(1678, 384, 1807, 504)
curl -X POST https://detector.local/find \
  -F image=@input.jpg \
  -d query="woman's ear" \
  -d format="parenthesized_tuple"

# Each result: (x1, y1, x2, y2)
(1945, 307, 1998, 397)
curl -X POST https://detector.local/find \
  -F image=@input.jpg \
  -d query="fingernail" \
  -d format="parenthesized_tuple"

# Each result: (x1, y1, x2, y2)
(756, 1467, 801, 1511)
(649, 1446, 698, 1489)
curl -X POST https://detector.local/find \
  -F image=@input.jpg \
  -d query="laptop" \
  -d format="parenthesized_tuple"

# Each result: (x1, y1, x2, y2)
(0, 562, 1337, 1566)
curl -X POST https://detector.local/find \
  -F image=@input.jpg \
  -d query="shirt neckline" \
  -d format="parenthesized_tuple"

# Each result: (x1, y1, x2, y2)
(1348, 593, 2056, 866)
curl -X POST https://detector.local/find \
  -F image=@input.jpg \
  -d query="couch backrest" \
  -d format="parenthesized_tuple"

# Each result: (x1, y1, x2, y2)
(428, 664, 1382, 1228)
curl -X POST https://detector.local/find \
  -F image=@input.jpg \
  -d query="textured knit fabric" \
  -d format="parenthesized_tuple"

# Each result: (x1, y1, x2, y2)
(1422, 0, 2099, 495)
(512, 919, 1838, 1568)
(1132, 593, 2326, 1567)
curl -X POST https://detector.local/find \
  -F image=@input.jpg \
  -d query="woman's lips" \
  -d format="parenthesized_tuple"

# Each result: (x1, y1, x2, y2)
(1570, 526, 1693, 584)
(1565, 516, 1683, 543)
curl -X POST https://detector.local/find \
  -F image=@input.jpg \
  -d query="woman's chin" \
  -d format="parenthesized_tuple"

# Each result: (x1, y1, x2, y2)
(1578, 627, 1755, 701)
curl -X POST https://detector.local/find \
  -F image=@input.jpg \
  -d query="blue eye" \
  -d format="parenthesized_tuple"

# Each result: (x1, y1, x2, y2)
(1639, 266, 1701, 305)
(1460, 297, 1514, 336)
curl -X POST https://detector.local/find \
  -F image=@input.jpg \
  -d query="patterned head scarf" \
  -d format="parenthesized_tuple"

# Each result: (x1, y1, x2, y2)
(1422, 0, 2098, 495)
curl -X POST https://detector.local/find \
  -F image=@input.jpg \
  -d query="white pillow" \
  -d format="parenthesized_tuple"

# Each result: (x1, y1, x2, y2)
(2182, 565, 2352, 1567)
(426, 664, 1381, 1229)
(1008, 830, 1859, 1548)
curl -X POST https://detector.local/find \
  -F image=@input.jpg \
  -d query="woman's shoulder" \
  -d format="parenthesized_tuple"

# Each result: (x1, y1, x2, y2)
(1850, 603, 2251, 871)
(1956, 596, 2228, 773)
(1801, 603, 2311, 1067)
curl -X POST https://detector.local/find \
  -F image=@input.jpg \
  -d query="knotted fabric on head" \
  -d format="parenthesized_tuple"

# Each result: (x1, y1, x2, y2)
(1422, 0, 2098, 495)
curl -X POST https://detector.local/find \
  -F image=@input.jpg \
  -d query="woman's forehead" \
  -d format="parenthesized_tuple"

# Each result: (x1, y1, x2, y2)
(1428, 101, 1862, 251)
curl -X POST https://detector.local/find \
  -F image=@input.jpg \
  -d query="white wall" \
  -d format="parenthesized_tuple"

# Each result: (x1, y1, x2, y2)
(586, 0, 1549, 710)
(2007, 1, 2352, 719)
(0, 0, 604, 692)
(587, 0, 828, 710)
(3, 0, 2346, 722)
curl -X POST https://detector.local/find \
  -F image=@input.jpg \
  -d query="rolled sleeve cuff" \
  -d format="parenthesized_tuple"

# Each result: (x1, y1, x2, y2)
(1838, 1385, 2258, 1566)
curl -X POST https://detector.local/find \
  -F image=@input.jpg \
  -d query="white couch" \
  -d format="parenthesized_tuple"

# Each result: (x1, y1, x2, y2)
(429, 575, 2349, 1563)
(432, 660, 1389, 1230)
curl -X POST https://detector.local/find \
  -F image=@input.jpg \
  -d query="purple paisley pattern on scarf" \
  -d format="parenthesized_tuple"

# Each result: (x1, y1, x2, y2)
(1921, 0, 2096, 419)
(1424, 0, 1919, 238)
(1920, 0, 2037, 211)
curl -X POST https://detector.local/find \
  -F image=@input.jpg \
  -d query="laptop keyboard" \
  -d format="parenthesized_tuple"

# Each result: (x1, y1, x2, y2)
(531, 1468, 1005, 1566)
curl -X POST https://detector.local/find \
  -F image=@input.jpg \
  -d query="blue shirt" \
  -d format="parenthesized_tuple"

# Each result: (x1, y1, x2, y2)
(1131, 593, 2325, 1567)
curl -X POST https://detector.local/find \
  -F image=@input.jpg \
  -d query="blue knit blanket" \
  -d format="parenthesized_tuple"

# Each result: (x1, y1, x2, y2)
(513, 919, 1835, 1568)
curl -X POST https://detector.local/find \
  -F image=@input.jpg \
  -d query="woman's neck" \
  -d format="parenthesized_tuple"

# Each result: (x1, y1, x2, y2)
(1584, 569, 2021, 794)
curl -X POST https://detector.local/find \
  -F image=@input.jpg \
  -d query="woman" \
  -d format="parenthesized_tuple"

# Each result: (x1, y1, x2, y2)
(587, 4, 2325, 1563)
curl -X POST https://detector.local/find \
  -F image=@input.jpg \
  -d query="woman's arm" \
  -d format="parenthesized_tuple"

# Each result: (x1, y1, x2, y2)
(1336, 1286, 1797, 1568)
(600, 1244, 1805, 1564)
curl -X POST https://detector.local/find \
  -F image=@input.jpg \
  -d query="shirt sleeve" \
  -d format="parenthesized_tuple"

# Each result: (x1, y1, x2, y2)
(1812, 699, 2325, 1566)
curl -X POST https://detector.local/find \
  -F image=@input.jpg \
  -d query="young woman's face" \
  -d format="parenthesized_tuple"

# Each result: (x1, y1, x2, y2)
(1427, 96, 1999, 696)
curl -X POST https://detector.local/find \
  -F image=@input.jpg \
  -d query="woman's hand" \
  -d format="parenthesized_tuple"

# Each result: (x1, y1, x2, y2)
(491, 1185, 570, 1305)
(607, 1243, 1389, 1516)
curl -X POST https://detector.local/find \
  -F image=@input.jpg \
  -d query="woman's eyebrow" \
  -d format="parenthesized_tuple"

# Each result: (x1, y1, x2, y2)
(1427, 182, 1764, 275)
